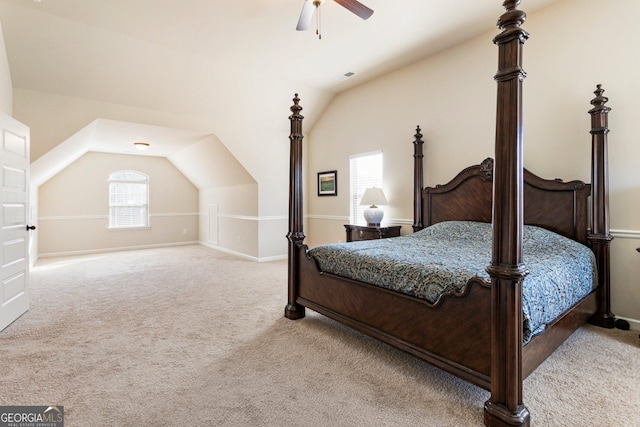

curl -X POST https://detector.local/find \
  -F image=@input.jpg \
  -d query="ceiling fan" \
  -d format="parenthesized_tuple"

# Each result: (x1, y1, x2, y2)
(296, 0, 374, 39)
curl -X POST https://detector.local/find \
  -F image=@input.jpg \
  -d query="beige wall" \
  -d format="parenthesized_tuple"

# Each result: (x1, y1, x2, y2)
(12, 88, 289, 260)
(306, 0, 640, 325)
(0, 21, 11, 116)
(198, 183, 287, 261)
(15, 89, 291, 260)
(199, 184, 259, 258)
(38, 152, 198, 256)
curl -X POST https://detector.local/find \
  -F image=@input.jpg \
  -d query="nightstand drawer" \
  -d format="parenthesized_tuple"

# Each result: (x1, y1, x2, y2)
(344, 225, 401, 242)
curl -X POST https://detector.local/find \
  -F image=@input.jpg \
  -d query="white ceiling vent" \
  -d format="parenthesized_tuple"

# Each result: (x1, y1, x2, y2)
(335, 71, 356, 81)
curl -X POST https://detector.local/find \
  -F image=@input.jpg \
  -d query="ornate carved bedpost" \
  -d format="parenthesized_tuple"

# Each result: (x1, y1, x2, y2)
(485, 1, 530, 426)
(412, 126, 425, 232)
(588, 85, 614, 328)
(285, 94, 306, 320)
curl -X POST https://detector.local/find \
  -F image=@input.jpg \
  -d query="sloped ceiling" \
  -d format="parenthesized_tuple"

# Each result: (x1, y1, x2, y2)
(0, 0, 563, 190)
(30, 118, 253, 189)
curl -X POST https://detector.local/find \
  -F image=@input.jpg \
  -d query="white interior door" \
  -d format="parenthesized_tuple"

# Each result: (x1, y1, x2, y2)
(0, 113, 30, 332)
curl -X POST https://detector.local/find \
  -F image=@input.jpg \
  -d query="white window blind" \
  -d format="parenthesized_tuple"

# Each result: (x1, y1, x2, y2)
(350, 151, 383, 225)
(108, 171, 149, 228)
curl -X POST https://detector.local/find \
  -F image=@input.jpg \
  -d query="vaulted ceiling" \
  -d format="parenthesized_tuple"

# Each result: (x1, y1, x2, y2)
(0, 0, 562, 190)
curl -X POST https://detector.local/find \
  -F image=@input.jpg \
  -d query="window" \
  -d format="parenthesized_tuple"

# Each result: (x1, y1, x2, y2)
(350, 151, 383, 225)
(108, 170, 149, 229)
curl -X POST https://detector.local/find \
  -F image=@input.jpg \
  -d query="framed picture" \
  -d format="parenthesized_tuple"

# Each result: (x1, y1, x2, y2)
(317, 170, 337, 196)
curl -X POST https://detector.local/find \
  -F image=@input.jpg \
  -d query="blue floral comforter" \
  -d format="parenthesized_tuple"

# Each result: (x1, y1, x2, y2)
(309, 221, 597, 343)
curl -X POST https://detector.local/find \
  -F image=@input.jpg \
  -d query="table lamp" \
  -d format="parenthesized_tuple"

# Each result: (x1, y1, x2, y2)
(360, 187, 388, 227)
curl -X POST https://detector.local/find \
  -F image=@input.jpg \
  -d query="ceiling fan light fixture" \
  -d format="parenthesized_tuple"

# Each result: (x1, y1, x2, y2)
(133, 142, 150, 152)
(296, 0, 373, 39)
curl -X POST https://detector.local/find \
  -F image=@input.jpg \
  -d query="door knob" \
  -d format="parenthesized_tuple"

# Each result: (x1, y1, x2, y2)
(26, 225, 36, 231)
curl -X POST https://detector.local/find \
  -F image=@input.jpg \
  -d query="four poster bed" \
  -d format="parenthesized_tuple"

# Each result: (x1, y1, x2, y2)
(284, 1, 615, 426)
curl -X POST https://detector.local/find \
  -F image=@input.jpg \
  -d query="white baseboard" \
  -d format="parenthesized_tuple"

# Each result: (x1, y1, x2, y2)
(37, 240, 285, 263)
(198, 241, 286, 263)
(615, 316, 640, 331)
(259, 254, 288, 262)
(199, 241, 257, 261)
(37, 241, 199, 259)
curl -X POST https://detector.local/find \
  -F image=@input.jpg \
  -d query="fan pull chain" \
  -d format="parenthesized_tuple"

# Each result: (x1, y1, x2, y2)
(316, 3, 322, 39)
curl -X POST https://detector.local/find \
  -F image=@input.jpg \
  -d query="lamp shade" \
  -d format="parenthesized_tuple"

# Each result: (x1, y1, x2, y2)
(360, 187, 388, 227)
(360, 187, 388, 207)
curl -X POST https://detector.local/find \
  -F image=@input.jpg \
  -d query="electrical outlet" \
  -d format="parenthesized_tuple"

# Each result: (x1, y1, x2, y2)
(182, 229, 187, 235)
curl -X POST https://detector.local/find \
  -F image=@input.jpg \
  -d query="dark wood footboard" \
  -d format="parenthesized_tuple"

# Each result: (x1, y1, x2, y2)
(296, 244, 598, 391)
(296, 243, 494, 390)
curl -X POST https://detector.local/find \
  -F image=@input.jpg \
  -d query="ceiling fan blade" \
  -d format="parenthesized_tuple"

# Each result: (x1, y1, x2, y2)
(296, 0, 315, 31)
(333, 0, 374, 20)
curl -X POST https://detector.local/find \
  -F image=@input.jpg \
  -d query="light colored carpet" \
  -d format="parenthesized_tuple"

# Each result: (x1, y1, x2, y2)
(1, 245, 638, 426)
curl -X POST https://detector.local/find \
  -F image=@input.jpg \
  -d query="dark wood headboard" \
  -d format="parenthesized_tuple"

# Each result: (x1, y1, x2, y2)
(418, 158, 591, 246)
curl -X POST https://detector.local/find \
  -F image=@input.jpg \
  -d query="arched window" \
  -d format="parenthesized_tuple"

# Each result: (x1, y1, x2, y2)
(108, 170, 149, 228)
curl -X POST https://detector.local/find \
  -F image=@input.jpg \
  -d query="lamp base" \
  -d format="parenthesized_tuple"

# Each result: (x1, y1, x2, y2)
(363, 207, 384, 227)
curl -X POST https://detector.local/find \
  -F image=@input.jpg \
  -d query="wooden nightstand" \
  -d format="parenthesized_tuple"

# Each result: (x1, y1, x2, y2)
(344, 224, 401, 242)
